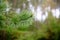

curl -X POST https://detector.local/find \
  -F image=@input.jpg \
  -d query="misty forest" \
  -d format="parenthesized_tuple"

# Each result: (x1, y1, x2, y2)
(0, 0, 60, 40)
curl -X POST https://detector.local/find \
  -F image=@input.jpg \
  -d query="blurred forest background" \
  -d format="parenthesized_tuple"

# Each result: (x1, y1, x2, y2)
(0, 0, 60, 40)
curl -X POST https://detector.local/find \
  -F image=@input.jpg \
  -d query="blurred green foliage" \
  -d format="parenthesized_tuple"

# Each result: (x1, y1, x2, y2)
(0, 0, 60, 40)
(0, 0, 6, 12)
